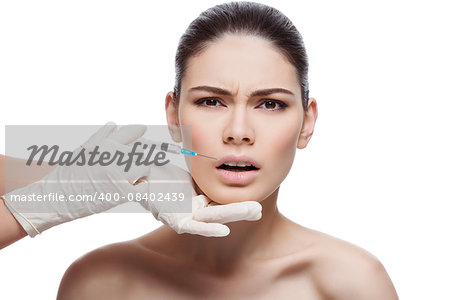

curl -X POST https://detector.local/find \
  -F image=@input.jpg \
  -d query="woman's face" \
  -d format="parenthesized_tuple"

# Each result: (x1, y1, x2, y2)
(166, 34, 316, 204)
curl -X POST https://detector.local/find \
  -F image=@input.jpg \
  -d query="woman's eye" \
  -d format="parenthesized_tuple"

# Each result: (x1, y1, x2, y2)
(195, 98, 223, 107)
(258, 100, 287, 111)
(195, 98, 287, 111)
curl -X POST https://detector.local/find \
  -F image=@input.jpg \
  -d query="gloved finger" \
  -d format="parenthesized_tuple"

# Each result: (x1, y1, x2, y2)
(95, 121, 118, 139)
(135, 137, 159, 149)
(124, 141, 153, 183)
(192, 194, 210, 210)
(99, 137, 179, 186)
(136, 163, 193, 194)
(181, 219, 230, 237)
(110, 135, 153, 183)
(91, 138, 150, 184)
(127, 164, 152, 184)
(108, 124, 147, 145)
(96, 138, 135, 158)
(82, 122, 117, 150)
(129, 180, 162, 213)
(193, 201, 262, 223)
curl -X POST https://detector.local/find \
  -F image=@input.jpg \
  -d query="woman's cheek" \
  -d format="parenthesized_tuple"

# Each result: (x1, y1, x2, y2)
(182, 111, 218, 153)
(262, 120, 301, 186)
(191, 125, 215, 154)
(183, 108, 302, 204)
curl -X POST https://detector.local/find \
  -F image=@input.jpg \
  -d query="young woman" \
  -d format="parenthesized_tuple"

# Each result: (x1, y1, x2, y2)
(57, 2, 398, 299)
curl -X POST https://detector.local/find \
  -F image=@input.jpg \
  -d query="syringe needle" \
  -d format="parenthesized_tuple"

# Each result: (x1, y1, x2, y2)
(180, 148, 219, 160)
(195, 153, 219, 160)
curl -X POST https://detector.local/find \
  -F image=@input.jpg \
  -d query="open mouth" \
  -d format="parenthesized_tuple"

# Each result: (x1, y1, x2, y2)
(217, 162, 259, 172)
(215, 155, 260, 184)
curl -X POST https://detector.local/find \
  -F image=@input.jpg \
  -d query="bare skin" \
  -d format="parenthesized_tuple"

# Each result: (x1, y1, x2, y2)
(57, 192, 398, 299)
(57, 34, 398, 299)
(0, 197, 27, 249)
(0, 154, 56, 249)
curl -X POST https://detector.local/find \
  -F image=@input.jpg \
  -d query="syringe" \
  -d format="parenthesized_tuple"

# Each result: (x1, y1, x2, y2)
(137, 138, 219, 160)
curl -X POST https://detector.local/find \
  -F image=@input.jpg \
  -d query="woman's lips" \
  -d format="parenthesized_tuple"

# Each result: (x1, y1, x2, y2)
(215, 155, 260, 185)
(215, 155, 261, 169)
(215, 167, 260, 185)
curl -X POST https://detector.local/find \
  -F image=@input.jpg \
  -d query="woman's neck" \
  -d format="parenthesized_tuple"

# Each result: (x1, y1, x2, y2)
(157, 187, 290, 273)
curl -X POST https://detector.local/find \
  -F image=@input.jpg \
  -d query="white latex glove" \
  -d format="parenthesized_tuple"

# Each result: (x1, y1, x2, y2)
(2, 122, 151, 237)
(160, 194, 262, 237)
(3, 123, 262, 238)
(139, 163, 262, 237)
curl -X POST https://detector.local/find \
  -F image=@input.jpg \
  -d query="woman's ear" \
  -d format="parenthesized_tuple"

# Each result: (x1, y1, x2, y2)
(165, 91, 182, 143)
(297, 97, 318, 149)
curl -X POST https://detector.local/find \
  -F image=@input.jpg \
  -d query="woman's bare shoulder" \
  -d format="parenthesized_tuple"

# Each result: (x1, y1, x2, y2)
(56, 240, 154, 300)
(301, 227, 399, 300)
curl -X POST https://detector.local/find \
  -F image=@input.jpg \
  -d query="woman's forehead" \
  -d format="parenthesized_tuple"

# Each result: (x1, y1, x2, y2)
(182, 35, 301, 96)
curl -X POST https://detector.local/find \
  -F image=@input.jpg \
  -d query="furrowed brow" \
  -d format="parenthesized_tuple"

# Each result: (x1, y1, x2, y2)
(188, 86, 294, 97)
(249, 88, 294, 97)
(188, 86, 233, 96)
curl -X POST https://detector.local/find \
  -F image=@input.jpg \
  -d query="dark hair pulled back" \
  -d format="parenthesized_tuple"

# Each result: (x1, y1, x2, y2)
(174, 1, 310, 111)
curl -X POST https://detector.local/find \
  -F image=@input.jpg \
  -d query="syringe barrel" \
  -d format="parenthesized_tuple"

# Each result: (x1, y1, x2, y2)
(160, 142, 181, 154)
(138, 138, 181, 155)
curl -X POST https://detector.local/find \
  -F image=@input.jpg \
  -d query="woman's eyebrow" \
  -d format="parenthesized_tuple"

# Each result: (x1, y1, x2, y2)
(188, 85, 295, 97)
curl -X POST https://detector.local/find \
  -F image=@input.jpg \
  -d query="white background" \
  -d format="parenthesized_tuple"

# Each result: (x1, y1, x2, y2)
(1, 0, 449, 299)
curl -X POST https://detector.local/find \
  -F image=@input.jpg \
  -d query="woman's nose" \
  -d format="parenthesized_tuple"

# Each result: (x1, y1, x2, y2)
(222, 107, 255, 145)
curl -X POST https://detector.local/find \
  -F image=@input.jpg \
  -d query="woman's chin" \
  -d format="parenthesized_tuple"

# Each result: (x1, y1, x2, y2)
(202, 190, 266, 205)
(211, 198, 259, 205)
(193, 178, 276, 204)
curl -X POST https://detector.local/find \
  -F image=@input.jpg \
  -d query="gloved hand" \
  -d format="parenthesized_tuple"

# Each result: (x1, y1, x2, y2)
(2, 122, 151, 237)
(138, 163, 262, 237)
(158, 194, 262, 237)
(2, 123, 263, 238)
